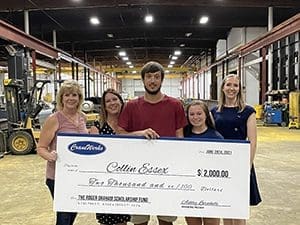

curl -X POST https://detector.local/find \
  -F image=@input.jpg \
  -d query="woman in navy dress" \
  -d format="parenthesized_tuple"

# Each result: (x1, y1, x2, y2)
(90, 88, 130, 225)
(184, 100, 222, 225)
(211, 74, 261, 225)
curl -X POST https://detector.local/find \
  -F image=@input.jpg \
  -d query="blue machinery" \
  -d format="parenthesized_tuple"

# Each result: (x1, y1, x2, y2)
(264, 103, 289, 126)
(263, 91, 300, 128)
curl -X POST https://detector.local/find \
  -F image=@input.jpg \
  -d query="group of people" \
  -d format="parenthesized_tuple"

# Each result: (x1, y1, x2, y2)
(37, 61, 261, 225)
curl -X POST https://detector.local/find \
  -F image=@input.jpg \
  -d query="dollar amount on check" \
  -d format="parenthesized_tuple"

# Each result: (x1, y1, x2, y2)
(54, 134, 250, 219)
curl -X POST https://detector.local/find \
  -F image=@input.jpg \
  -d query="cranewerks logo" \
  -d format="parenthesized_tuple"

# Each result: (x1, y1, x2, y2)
(68, 141, 106, 155)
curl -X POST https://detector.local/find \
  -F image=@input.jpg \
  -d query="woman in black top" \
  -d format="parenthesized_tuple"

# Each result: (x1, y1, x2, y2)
(90, 88, 130, 225)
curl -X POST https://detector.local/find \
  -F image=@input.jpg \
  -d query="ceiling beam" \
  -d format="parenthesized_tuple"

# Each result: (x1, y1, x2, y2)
(0, 19, 58, 58)
(0, 0, 299, 11)
(239, 13, 300, 56)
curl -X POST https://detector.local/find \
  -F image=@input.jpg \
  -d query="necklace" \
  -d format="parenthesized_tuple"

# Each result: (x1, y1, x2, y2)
(107, 119, 118, 133)
(62, 111, 80, 131)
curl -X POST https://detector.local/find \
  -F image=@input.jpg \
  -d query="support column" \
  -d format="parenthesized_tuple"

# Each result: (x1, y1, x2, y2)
(261, 47, 267, 103)
(71, 61, 75, 79)
(53, 30, 57, 48)
(24, 10, 33, 84)
(53, 60, 58, 98)
(268, 6, 273, 102)
(211, 49, 217, 100)
(31, 50, 36, 82)
(24, 10, 29, 34)
(93, 57, 97, 96)
(75, 63, 79, 81)
(84, 50, 88, 97)
(53, 28, 58, 99)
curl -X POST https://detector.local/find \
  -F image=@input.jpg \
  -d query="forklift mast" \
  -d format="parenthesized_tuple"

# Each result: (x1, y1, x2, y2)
(3, 79, 24, 131)
(7, 49, 29, 94)
(4, 48, 51, 128)
(24, 80, 51, 127)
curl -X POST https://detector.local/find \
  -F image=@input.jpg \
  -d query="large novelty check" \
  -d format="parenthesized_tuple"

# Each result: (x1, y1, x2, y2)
(54, 134, 250, 219)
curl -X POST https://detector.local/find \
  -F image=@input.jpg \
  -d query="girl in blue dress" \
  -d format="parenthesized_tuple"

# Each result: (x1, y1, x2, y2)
(184, 100, 222, 225)
(211, 74, 262, 225)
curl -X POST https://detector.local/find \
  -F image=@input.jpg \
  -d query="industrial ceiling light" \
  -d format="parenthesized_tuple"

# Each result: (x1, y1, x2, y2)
(107, 33, 114, 38)
(126, 61, 132, 65)
(90, 17, 100, 25)
(115, 45, 121, 48)
(145, 14, 153, 23)
(129, 65, 134, 68)
(168, 65, 173, 68)
(185, 32, 192, 37)
(119, 51, 126, 56)
(122, 57, 129, 61)
(179, 43, 185, 47)
(171, 56, 178, 60)
(199, 16, 209, 24)
(174, 50, 182, 55)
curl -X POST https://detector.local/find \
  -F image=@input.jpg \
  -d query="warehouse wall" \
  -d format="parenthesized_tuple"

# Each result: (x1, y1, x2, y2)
(122, 77, 181, 99)
(215, 27, 268, 105)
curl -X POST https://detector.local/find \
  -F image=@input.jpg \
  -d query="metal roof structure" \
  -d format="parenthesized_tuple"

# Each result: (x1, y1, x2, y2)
(0, 0, 299, 70)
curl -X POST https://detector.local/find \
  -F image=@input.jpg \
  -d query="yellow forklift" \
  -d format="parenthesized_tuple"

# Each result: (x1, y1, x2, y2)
(3, 78, 50, 155)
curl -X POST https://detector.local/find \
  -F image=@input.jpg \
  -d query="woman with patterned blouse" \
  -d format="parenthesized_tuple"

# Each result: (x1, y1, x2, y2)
(90, 88, 130, 225)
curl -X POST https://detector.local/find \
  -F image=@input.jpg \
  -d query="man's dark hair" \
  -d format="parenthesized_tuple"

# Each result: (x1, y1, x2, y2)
(141, 61, 165, 81)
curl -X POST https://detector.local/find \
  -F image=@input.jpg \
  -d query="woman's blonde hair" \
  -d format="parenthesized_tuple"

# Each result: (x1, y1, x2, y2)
(56, 80, 84, 112)
(217, 74, 245, 112)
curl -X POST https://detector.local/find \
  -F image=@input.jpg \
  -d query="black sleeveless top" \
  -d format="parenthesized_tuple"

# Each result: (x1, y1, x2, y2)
(95, 121, 131, 224)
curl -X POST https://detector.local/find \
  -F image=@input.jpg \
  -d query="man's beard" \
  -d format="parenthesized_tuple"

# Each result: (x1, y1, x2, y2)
(144, 85, 161, 95)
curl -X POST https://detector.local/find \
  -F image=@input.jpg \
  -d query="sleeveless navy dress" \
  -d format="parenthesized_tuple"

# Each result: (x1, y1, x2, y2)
(211, 106, 262, 206)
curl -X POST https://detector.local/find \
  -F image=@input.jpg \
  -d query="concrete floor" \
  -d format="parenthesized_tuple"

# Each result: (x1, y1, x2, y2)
(0, 126, 299, 225)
